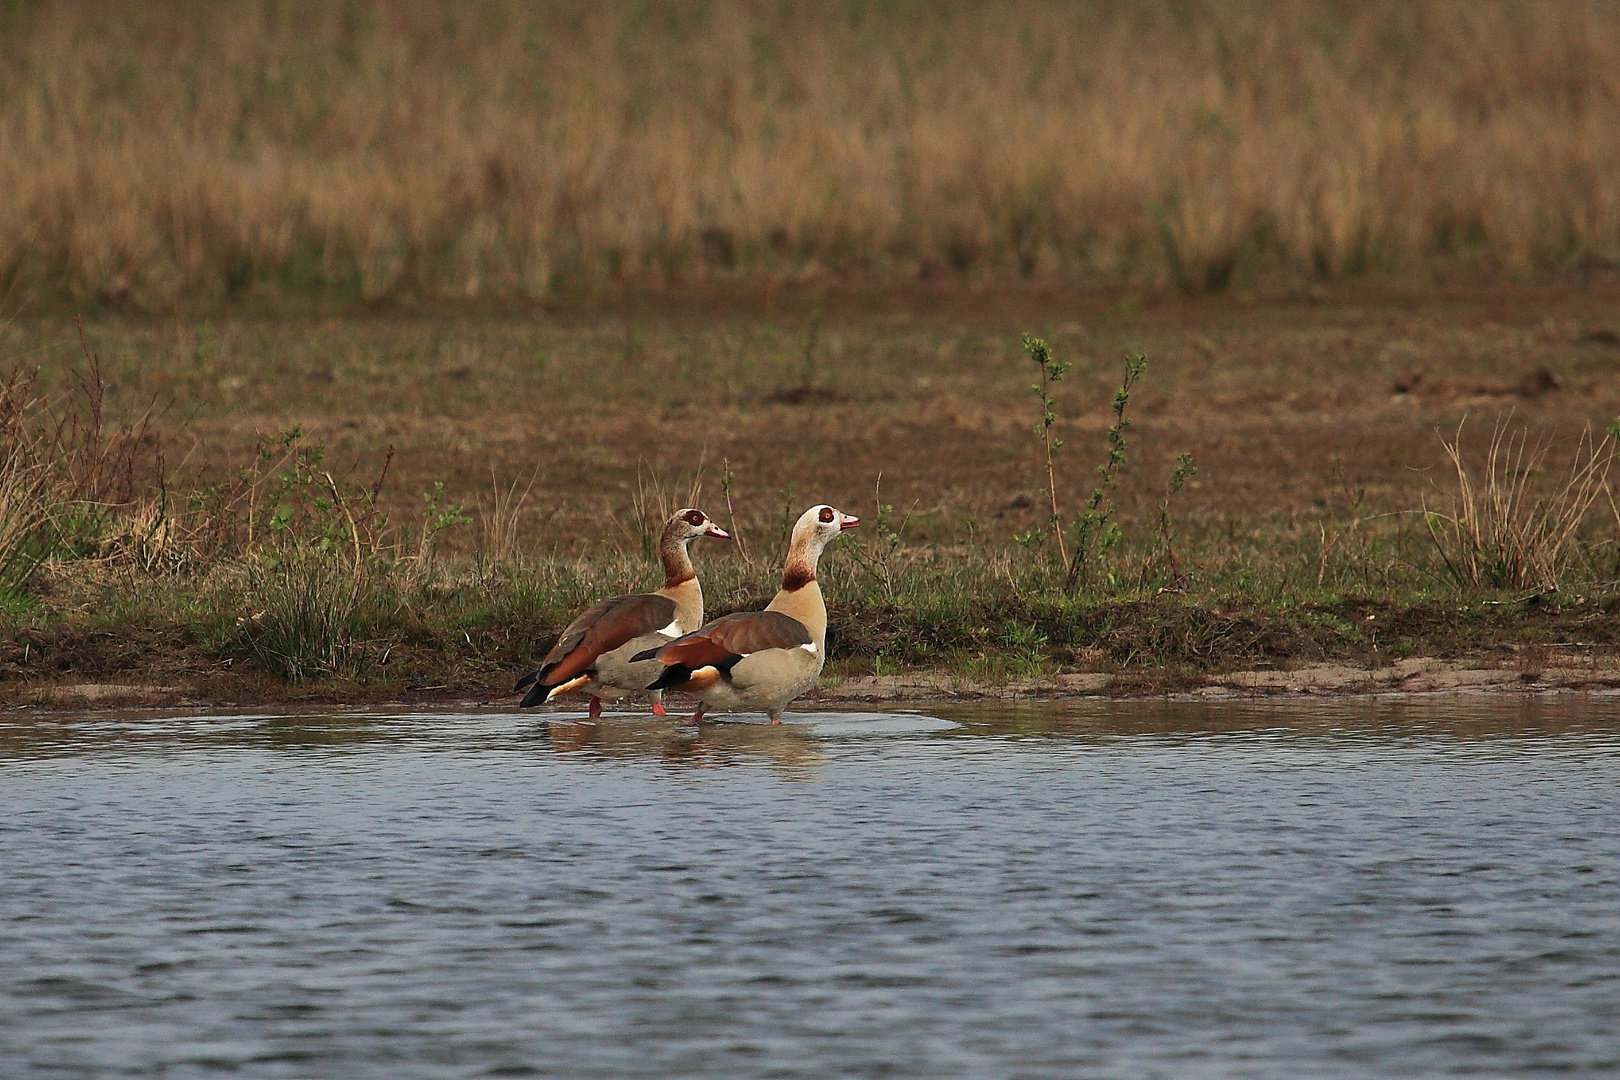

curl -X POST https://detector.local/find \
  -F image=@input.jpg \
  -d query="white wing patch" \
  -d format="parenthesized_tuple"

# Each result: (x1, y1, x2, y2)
(657, 619, 682, 637)
(731, 643, 815, 659)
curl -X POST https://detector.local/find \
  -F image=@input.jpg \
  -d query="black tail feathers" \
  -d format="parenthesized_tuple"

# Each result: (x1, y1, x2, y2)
(519, 680, 555, 708)
(645, 665, 693, 692)
(515, 660, 562, 702)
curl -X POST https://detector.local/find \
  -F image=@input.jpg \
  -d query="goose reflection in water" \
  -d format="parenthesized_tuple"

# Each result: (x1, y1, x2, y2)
(541, 711, 825, 776)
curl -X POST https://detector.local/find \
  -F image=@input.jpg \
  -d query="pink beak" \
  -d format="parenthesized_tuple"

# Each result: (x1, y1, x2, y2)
(705, 523, 731, 539)
(840, 514, 860, 531)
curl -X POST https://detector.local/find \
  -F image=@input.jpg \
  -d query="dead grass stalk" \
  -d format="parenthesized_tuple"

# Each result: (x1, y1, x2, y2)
(1424, 418, 1616, 592)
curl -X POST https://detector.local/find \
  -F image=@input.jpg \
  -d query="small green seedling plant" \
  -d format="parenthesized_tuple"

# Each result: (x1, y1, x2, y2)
(1141, 451, 1199, 588)
(846, 474, 915, 602)
(1016, 334, 1151, 587)
(1016, 333, 1073, 571)
(1068, 352, 1147, 585)
(417, 481, 469, 564)
(719, 458, 757, 570)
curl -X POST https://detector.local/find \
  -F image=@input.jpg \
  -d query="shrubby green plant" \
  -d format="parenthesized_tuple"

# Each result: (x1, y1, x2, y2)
(416, 481, 468, 564)
(1018, 336, 1174, 588)
(1140, 451, 1200, 588)
(1069, 353, 1147, 585)
(1016, 333, 1072, 571)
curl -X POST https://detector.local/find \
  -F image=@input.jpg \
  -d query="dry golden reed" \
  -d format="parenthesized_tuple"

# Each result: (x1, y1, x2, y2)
(2, 0, 1619, 304)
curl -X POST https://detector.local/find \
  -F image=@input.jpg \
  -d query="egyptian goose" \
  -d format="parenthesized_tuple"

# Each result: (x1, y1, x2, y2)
(635, 504, 858, 724)
(514, 508, 729, 716)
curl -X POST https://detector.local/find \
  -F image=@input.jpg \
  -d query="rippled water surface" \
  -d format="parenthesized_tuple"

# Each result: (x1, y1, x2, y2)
(3, 698, 1619, 1078)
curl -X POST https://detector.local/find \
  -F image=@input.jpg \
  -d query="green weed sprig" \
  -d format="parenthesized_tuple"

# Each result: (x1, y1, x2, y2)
(417, 481, 468, 563)
(1020, 333, 1072, 574)
(1142, 451, 1198, 587)
(846, 473, 915, 602)
(719, 458, 755, 570)
(1069, 353, 1147, 585)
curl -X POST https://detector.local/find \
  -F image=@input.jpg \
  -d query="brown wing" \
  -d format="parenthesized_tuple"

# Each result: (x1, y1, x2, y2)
(656, 611, 811, 669)
(529, 593, 677, 687)
(641, 610, 812, 692)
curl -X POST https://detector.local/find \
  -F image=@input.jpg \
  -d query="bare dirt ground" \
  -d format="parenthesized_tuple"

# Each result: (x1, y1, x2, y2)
(23, 278, 1612, 553)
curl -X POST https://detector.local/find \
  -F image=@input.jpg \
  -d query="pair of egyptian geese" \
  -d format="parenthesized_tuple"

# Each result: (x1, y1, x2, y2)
(513, 504, 858, 725)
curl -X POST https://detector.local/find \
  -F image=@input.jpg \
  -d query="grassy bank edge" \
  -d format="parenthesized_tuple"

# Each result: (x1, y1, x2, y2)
(6, 592, 1617, 710)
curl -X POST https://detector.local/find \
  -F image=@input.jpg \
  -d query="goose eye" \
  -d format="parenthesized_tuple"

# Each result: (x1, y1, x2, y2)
(685, 510, 705, 526)
(818, 507, 835, 523)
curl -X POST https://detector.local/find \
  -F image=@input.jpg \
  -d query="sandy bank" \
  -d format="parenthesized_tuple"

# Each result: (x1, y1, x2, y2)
(10, 653, 1620, 713)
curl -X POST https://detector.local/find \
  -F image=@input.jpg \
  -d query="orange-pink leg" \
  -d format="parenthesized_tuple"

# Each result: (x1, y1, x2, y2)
(588, 696, 603, 719)
(681, 703, 707, 727)
(651, 700, 667, 716)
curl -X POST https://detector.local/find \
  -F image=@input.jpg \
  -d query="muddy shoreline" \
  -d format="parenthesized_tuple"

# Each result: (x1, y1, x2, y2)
(10, 654, 1619, 714)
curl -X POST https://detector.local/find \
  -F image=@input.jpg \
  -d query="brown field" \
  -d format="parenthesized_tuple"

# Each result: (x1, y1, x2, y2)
(4, 1, 1620, 306)
(17, 279, 1619, 563)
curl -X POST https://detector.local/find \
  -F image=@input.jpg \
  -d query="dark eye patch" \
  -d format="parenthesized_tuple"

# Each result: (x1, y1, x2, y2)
(685, 510, 705, 526)
(818, 507, 835, 523)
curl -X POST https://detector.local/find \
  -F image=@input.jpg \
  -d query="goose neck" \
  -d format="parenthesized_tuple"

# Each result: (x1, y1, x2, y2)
(659, 532, 696, 588)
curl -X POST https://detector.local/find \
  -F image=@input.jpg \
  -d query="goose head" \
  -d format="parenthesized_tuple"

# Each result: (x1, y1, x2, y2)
(666, 508, 731, 544)
(792, 503, 859, 554)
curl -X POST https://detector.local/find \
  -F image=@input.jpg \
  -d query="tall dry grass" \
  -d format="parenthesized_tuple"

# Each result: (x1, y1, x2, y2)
(1424, 419, 1617, 592)
(0, 335, 149, 600)
(1, 0, 1619, 304)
